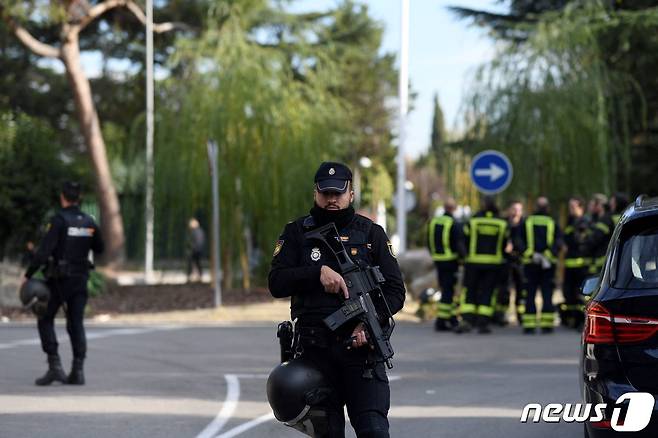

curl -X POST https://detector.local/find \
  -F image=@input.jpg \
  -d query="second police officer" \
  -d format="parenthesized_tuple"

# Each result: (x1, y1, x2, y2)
(22, 182, 104, 386)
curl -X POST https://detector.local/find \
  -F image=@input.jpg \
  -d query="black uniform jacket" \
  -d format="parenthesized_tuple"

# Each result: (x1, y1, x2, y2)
(25, 206, 104, 279)
(564, 215, 590, 260)
(268, 213, 405, 322)
(582, 213, 615, 260)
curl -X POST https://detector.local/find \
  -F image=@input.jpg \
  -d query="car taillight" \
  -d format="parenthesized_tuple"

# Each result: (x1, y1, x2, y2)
(584, 302, 658, 344)
(584, 303, 615, 344)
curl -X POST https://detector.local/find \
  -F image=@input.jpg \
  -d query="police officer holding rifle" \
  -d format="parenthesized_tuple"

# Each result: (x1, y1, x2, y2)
(267, 162, 405, 437)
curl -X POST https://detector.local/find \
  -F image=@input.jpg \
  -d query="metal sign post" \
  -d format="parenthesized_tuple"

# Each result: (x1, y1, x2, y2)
(207, 140, 222, 307)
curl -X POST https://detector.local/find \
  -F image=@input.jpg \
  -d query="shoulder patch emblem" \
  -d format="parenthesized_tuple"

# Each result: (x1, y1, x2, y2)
(273, 240, 284, 257)
(387, 241, 396, 258)
(310, 247, 321, 261)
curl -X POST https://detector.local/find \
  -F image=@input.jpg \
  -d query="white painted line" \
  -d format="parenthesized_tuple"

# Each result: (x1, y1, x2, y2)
(196, 375, 240, 438)
(0, 326, 178, 350)
(232, 374, 269, 379)
(196, 372, 401, 438)
(0, 338, 40, 349)
(215, 412, 276, 438)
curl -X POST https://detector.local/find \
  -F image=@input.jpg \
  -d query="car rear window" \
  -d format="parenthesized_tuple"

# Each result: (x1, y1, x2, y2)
(615, 222, 658, 289)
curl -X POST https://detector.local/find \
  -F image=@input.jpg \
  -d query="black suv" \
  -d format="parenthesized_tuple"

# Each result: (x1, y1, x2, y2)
(581, 195, 658, 437)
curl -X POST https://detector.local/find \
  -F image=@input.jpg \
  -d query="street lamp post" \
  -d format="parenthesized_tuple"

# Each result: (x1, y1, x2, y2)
(145, 0, 155, 283)
(397, 0, 409, 254)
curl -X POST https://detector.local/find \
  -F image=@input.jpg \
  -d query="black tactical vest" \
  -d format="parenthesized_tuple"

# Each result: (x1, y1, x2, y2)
(53, 208, 97, 277)
(291, 214, 373, 320)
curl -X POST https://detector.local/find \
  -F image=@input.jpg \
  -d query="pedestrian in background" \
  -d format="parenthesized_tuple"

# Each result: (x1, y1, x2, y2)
(186, 218, 206, 282)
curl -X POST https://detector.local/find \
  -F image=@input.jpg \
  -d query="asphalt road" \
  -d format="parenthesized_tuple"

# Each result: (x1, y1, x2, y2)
(0, 321, 583, 438)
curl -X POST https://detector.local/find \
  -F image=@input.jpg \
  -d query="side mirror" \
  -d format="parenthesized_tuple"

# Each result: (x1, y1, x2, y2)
(581, 276, 600, 296)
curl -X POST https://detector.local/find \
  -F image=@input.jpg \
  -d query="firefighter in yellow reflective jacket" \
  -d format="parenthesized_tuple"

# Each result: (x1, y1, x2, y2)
(455, 197, 510, 334)
(560, 196, 589, 330)
(428, 198, 467, 331)
(583, 194, 614, 275)
(519, 197, 562, 334)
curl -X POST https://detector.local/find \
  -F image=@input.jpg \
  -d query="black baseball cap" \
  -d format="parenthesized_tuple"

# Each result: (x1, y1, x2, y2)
(61, 181, 81, 202)
(314, 162, 353, 193)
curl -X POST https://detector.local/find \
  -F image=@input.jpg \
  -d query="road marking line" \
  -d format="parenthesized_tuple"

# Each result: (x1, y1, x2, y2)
(232, 374, 269, 379)
(196, 375, 240, 438)
(0, 326, 178, 350)
(198, 373, 401, 437)
(215, 412, 276, 438)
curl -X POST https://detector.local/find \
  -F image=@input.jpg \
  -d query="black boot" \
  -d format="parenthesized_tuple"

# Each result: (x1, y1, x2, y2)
(35, 355, 67, 386)
(453, 319, 472, 334)
(434, 318, 450, 332)
(477, 316, 492, 334)
(67, 358, 85, 385)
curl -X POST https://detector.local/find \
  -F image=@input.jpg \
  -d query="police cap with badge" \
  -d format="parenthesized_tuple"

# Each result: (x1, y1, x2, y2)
(314, 162, 352, 193)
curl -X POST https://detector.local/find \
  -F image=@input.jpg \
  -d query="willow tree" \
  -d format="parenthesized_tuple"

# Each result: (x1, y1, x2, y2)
(0, 1, 184, 265)
(156, 4, 349, 289)
(460, 2, 639, 203)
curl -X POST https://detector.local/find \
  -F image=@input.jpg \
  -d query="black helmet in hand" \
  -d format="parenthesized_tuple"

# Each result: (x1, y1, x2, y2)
(19, 279, 50, 318)
(267, 357, 333, 436)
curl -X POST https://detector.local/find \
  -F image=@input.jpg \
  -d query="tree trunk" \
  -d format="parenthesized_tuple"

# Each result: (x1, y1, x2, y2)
(61, 35, 125, 266)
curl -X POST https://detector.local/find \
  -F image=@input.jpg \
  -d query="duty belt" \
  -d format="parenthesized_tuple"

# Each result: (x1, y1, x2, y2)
(296, 324, 353, 349)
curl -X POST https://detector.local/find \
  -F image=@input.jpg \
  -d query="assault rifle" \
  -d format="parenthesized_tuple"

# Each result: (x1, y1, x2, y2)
(304, 223, 396, 369)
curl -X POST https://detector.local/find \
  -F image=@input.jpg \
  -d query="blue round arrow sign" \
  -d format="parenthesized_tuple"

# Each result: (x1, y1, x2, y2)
(469, 150, 513, 194)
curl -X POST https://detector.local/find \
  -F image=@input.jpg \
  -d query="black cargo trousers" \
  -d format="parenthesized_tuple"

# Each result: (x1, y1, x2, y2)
(39, 276, 88, 360)
(296, 322, 390, 438)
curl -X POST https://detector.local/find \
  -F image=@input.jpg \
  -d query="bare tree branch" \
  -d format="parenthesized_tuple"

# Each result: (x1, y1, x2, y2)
(74, 0, 186, 35)
(1, 12, 61, 58)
